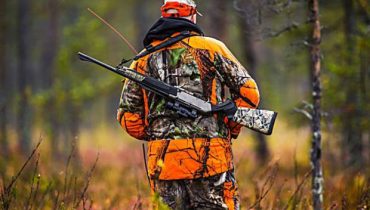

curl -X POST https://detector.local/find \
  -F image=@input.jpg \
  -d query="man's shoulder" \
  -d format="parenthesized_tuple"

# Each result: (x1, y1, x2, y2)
(187, 36, 228, 52)
(187, 36, 237, 62)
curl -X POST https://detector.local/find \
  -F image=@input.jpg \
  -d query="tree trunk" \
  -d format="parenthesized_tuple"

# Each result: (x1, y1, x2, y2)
(41, 0, 61, 160)
(358, 11, 369, 163)
(41, 0, 59, 89)
(204, 1, 228, 41)
(134, 0, 151, 49)
(237, 0, 270, 164)
(17, 0, 32, 154)
(342, 0, 364, 169)
(308, 0, 324, 209)
(0, 0, 9, 158)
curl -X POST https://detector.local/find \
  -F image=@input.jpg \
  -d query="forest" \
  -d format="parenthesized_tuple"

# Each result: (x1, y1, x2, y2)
(0, 0, 369, 209)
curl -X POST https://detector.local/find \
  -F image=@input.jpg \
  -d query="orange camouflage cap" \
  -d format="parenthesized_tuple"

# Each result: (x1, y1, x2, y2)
(161, 0, 202, 18)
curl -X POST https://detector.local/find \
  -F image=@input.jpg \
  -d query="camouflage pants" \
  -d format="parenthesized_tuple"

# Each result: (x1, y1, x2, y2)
(152, 170, 240, 210)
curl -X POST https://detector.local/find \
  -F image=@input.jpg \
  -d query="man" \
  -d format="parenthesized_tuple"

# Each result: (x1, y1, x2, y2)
(117, 0, 260, 209)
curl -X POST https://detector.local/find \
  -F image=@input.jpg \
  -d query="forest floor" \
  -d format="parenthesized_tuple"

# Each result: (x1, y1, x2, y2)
(1, 118, 369, 209)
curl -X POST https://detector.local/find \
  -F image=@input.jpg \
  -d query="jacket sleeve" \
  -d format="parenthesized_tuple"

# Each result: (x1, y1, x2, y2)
(214, 44, 260, 139)
(117, 60, 147, 140)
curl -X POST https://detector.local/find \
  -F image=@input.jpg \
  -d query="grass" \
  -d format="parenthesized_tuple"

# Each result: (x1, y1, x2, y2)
(0, 138, 99, 210)
(0, 121, 369, 209)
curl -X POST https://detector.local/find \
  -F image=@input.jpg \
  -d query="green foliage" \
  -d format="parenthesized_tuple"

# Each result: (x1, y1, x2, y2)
(152, 193, 171, 210)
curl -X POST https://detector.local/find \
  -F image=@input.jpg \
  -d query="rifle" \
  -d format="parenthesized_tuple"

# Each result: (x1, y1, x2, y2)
(78, 52, 278, 135)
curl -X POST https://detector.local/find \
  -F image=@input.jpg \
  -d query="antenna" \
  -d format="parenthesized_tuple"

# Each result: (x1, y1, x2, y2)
(87, 8, 139, 55)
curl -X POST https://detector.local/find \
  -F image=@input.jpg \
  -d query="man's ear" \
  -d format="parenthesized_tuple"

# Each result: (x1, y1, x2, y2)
(191, 14, 197, 23)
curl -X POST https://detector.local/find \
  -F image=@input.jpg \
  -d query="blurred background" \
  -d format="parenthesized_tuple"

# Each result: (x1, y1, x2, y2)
(0, 0, 369, 209)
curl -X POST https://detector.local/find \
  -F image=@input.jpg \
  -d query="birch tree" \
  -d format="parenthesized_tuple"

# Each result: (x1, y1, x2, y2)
(308, 0, 324, 209)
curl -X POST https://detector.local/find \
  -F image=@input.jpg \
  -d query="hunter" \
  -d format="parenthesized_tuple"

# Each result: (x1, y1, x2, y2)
(117, 0, 260, 209)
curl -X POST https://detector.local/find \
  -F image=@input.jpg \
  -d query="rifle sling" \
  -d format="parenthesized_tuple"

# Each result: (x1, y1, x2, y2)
(134, 31, 194, 61)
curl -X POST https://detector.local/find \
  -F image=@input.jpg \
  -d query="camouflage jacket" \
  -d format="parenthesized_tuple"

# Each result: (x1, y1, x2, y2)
(117, 18, 260, 180)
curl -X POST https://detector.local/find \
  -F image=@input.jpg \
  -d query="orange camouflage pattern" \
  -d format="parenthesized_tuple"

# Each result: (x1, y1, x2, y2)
(117, 35, 260, 181)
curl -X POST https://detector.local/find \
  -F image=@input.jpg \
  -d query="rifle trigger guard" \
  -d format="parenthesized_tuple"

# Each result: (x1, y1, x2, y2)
(212, 100, 238, 119)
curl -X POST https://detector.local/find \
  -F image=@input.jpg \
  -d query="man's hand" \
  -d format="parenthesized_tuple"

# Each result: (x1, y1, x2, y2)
(117, 108, 124, 122)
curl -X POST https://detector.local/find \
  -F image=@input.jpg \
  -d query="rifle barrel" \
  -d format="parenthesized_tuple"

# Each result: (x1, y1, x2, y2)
(78, 52, 117, 72)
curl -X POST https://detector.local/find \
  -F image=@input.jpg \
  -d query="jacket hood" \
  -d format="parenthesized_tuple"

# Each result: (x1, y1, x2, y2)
(143, 17, 204, 47)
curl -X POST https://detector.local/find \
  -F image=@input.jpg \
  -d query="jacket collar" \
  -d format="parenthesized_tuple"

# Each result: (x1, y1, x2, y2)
(143, 17, 204, 47)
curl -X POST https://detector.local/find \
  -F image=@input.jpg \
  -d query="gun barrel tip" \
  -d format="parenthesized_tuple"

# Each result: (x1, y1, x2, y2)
(77, 52, 88, 61)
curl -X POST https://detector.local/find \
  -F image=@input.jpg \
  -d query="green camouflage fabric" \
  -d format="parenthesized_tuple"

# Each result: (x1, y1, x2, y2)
(153, 170, 240, 210)
(119, 41, 255, 140)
